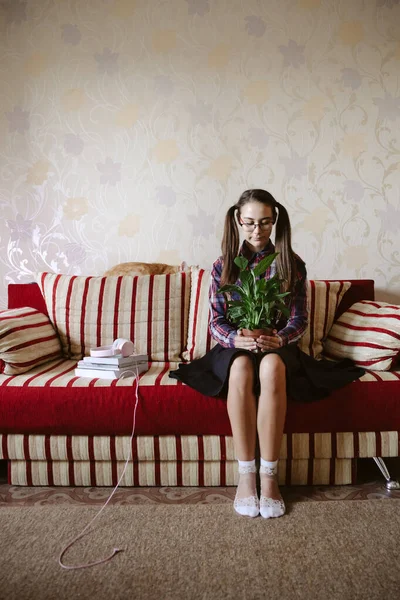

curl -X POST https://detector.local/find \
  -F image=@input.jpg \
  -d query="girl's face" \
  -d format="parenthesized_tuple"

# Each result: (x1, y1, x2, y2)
(239, 201, 275, 253)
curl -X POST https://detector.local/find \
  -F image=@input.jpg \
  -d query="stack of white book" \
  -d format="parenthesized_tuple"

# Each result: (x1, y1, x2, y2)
(74, 353, 148, 380)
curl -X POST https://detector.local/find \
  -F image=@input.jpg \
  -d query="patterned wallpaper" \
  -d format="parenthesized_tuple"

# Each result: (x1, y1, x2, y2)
(1, 0, 400, 309)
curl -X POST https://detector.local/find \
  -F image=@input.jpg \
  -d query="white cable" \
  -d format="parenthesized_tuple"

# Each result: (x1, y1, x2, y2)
(59, 366, 141, 570)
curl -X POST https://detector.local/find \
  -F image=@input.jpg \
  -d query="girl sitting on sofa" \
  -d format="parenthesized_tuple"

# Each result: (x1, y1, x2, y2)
(170, 189, 364, 519)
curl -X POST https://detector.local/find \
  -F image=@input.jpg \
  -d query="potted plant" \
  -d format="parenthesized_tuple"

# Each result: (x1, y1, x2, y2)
(218, 252, 290, 350)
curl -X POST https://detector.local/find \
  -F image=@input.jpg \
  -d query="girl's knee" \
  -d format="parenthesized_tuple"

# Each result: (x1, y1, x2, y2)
(229, 354, 254, 383)
(259, 354, 286, 384)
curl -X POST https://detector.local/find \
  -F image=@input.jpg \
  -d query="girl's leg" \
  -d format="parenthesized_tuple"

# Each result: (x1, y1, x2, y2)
(227, 354, 258, 517)
(257, 353, 287, 518)
(227, 354, 257, 460)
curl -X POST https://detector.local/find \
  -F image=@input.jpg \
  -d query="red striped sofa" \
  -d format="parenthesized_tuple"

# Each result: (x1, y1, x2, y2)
(0, 269, 399, 488)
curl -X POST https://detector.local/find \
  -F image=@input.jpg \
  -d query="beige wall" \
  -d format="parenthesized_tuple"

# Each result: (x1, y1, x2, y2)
(1, 0, 400, 309)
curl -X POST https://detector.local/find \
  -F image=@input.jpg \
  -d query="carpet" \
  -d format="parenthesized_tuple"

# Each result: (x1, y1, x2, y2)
(1, 500, 399, 599)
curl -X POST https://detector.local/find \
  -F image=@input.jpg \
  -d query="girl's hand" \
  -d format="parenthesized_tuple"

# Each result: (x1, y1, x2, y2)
(233, 329, 257, 351)
(256, 330, 282, 352)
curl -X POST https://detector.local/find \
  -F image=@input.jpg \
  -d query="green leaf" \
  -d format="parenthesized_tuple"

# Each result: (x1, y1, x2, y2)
(252, 252, 279, 278)
(217, 284, 245, 297)
(257, 279, 267, 292)
(234, 256, 248, 270)
(239, 270, 252, 285)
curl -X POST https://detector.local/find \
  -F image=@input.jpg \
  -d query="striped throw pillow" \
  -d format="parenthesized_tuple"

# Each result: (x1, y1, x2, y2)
(36, 271, 191, 361)
(324, 300, 400, 371)
(182, 267, 216, 362)
(183, 269, 351, 361)
(298, 280, 351, 358)
(0, 307, 63, 375)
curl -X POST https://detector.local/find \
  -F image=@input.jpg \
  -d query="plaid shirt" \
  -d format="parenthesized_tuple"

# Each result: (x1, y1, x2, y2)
(209, 240, 308, 348)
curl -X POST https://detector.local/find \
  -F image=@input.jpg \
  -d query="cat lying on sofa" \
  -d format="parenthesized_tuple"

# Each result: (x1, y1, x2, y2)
(104, 261, 187, 276)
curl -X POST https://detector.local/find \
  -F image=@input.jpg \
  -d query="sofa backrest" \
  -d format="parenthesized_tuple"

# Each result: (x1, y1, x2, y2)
(8, 275, 375, 362)
(181, 267, 375, 361)
(8, 272, 191, 362)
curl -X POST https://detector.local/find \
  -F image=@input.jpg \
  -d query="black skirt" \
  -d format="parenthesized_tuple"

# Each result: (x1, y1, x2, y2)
(169, 344, 365, 402)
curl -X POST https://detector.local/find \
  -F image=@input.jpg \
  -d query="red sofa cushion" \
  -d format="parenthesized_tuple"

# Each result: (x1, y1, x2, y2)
(0, 366, 399, 436)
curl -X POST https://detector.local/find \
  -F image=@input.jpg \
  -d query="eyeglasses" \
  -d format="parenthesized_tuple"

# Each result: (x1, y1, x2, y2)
(239, 218, 274, 231)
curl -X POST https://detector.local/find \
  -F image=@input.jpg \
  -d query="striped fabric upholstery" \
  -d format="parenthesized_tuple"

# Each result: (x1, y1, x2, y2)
(3, 431, 398, 462)
(298, 280, 351, 358)
(36, 272, 191, 361)
(0, 307, 62, 375)
(324, 300, 400, 371)
(0, 434, 235, 461)
(182, 267, 215, 361)
(4, 458, 354, 486)
(0, 359, 180, 387)
(183, 268, 351, 360)
(2, 431, 398, 486)
(7, 459, 239, 487)
(1, 358, 398, 388)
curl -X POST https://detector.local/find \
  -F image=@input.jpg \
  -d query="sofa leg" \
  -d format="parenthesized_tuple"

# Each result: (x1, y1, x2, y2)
(372, 457, 400, 490)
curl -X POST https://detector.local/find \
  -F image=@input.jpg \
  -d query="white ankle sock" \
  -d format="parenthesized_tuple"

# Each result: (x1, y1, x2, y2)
(234, 459, 259, 518)
(259, 458, 285, 519)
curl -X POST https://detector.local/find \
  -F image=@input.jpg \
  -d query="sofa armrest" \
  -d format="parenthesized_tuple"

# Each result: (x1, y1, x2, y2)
(329, 279, 375, 319)
(8, 283, 48, 315)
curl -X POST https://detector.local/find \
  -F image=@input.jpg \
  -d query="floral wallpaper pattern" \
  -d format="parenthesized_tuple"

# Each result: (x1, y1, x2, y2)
(1, 0, 400, 308)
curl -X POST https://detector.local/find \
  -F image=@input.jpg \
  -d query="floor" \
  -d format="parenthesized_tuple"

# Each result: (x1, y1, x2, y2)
(1, 459, 399, 506)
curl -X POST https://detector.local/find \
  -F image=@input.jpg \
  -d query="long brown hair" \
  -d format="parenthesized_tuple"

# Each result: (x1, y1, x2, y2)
(220, 189, 298, 292)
